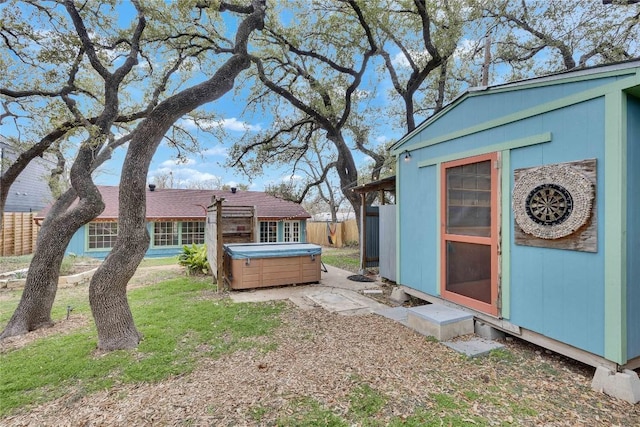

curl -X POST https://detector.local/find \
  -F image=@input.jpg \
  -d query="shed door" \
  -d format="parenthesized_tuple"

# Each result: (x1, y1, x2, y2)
(441, 153, 499, 316)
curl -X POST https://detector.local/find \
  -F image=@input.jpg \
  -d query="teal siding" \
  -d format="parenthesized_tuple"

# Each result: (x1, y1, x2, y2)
(627, 95, 640, 360)
(398, 160, 438, 295)
(67, 225, 112, 258)
(509, 98, 606, 357)
(408, 76, 623, 146)
(66, 227, 87, 256)
(66, 219, 308, 260)
(398, 91, 610, 357)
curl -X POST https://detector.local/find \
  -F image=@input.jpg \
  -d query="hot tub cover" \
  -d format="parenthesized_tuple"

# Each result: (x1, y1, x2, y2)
(223, 242, 322, 259)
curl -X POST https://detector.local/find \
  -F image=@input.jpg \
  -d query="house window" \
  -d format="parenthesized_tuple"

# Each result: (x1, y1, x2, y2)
(154, 221, 179, 246)
(260, 221, 277, 243)
(181, 221, 205, 245)
(88, 222, 118, 249)
(283, 221, 300, 242)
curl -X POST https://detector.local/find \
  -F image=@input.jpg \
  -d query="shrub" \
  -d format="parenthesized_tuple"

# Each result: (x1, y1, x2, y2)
(178, 244, 210, 275)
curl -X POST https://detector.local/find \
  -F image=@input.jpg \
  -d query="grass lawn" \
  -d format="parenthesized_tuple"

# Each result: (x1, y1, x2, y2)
(0, 255, 178, 275)
(321, 246, 360, 273)
(0, 277, 283, 416)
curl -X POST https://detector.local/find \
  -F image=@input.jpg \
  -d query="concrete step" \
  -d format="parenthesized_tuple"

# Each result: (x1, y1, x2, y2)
(406, 304, 474, 341)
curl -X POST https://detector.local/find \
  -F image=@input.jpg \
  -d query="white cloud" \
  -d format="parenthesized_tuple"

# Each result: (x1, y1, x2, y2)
(202, 145, 228, 157)
(282, 174, 303, 182)
(454, 38, 478, 60)
(391, 50, 432, 68)
(159, 158, 196, 168)
(149, 165, 222, 188)
(219, 118, 262, 132)
(391, 51, 410, 68)
(181, 117, 261, 132)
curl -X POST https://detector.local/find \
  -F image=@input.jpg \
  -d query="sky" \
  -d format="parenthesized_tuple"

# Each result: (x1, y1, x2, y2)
(88, 2, 436, 193)
(83, 2, 394, 192)
(93, 114, 273, 190)
(1, 1, 477, 194)
(5, 1, 637, 195)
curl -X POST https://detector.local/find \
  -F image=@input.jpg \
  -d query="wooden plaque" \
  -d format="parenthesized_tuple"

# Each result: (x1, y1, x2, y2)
(513, 159, 597, 252)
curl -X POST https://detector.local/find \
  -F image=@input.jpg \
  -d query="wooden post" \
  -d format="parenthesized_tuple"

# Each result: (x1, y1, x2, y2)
(359, 192, 366, 274)
(216, 198, 225, 291)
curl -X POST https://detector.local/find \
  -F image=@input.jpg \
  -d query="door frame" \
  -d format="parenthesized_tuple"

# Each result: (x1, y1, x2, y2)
(440, 152, 500, 316)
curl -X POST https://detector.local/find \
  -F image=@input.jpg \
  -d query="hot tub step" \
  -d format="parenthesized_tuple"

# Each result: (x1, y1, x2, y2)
(407, 304, 474, 341)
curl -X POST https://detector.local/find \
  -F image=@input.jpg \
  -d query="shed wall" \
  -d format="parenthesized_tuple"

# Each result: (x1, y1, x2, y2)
(398, 95, 608, 357)
(508, 98, 606, 357)
(627, 95, 640, 360)
(1, 143, 55, 213)
(398, 163, 438, 294)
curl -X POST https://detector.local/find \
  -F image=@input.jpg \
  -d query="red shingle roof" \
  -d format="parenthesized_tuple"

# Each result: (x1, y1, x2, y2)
(36, 186, 310, 221)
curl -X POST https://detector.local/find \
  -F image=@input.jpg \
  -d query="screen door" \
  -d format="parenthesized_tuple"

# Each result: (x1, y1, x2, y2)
(441, 153, 499, 316)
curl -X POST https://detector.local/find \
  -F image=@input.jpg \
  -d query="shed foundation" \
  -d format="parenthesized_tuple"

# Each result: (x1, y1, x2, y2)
(591, 366, 640, 404)
(474, 321, 506, 340)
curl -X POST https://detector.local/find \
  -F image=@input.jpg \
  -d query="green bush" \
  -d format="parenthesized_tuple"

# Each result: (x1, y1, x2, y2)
(178, 244, 210, 275)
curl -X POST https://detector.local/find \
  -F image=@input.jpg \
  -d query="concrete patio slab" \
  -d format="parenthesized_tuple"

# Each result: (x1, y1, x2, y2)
(228, 265, 387, 315)
(443, 337, 505, 357)
(306, 291, 369, 313)
(375, 306, 409, 326)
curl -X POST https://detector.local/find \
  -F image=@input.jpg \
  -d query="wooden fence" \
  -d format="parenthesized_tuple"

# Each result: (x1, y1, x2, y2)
(306, 219, 359, 248)
(1, 212, 39, 257)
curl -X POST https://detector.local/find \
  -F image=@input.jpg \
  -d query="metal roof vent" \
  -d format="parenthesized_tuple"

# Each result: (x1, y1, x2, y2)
(149, 184, 156, 192)
(231, 187, 237, 194)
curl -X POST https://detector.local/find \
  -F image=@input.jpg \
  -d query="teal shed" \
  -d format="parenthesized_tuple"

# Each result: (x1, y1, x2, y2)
(391, 60, 640, 373)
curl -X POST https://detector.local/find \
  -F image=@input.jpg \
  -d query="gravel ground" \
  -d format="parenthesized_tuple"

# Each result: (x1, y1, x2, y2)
(2, 296, 639, 426)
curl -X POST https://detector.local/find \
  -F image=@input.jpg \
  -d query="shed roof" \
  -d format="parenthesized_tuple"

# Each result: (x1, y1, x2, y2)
(391, 58, 640, 153)
(36, 186, 310, 221)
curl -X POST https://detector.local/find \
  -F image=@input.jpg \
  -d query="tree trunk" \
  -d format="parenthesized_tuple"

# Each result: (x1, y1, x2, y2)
(331, 134, 361, 231)
(0, 188, 104, 339)
(88, 0, 266, 351)
(88, 207, 147, 350)
(0, 230, 66, 337)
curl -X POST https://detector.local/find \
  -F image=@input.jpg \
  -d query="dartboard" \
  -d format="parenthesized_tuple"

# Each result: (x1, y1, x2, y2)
(512, 164, 593, 240)
(524, 183, 573, 226)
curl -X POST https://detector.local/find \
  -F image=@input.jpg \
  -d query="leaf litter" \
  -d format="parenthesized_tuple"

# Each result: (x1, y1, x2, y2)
(2, 278, 639, 426)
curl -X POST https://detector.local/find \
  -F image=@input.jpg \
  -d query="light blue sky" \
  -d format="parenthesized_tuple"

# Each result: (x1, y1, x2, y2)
(2, 1, 475, 193)
(88, 2, 428, 192)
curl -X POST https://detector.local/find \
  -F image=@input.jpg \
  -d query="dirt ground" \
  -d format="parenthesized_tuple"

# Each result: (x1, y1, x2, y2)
(2, 266, 639, 426)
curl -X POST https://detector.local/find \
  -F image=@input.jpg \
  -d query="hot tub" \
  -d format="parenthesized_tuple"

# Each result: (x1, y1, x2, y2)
(223, 242, 322, 290)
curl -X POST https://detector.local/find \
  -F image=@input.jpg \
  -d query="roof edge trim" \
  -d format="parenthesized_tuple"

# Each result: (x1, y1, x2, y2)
(391, 61, 640, 154)
(392, 71, 640, 155)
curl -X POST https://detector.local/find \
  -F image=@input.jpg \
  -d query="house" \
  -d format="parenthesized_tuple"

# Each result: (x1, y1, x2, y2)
(36, 185, 311, 259)
(391, 60, 640, 399)
(1, 140, 55, 213)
